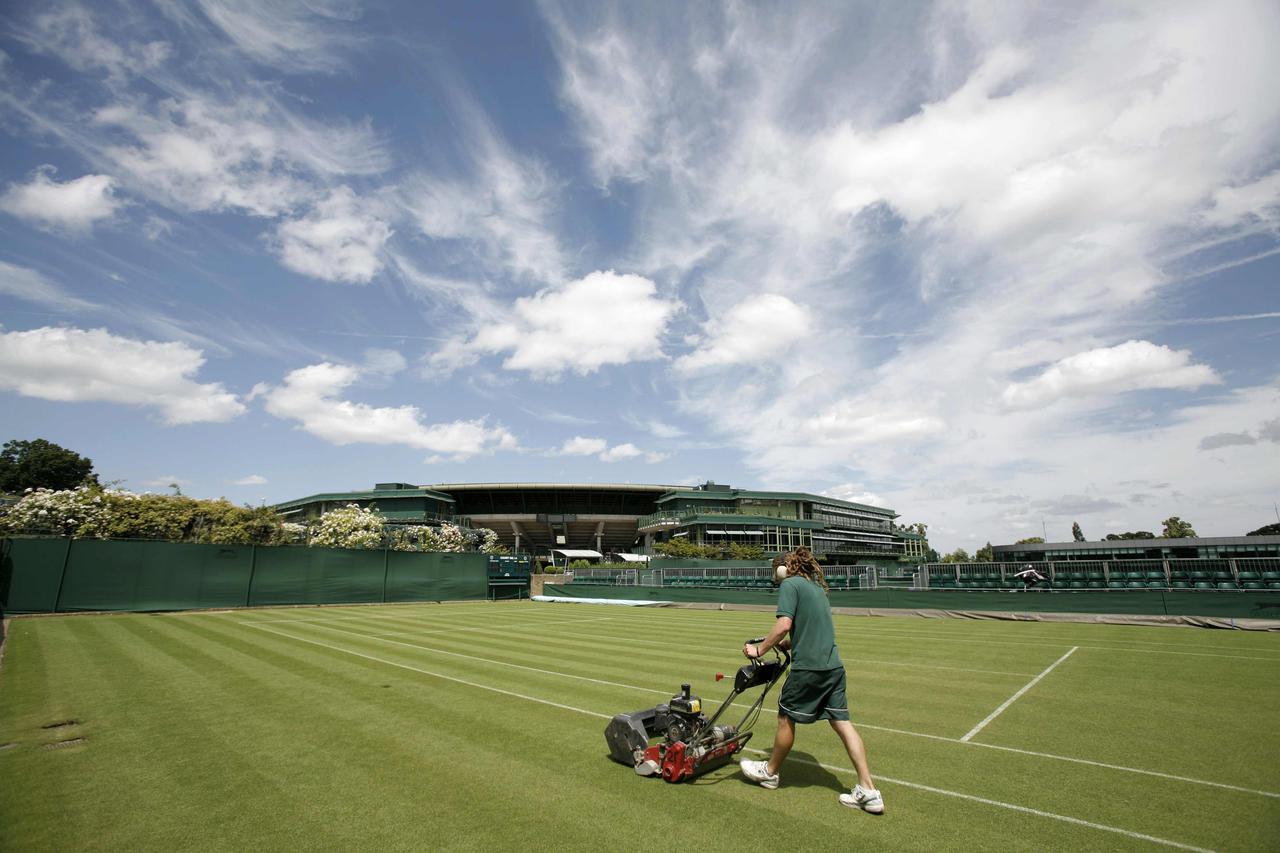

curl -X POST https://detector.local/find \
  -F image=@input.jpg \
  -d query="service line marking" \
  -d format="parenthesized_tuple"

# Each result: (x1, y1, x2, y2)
(246, 618, 1278, 800)
(960, 646, 1078, 742)
(243, 622, 1218, 853)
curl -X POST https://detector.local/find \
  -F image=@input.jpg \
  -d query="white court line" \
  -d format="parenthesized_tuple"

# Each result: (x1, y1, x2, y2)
(252, 618, 1278, 800)
(739, 748, 1216, 853)
(961, 647, 1078, 743)
(243, 622, 1217, 852)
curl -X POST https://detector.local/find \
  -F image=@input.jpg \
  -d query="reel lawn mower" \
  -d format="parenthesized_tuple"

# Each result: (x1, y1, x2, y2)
(604, 638, 791, 783)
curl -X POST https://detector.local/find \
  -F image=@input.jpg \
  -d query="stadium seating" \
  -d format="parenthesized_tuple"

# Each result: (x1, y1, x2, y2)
(1216, 581, 1238, 590)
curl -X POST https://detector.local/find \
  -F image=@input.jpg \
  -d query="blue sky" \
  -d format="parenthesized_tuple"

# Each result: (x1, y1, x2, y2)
(1, 1, 1277, 552)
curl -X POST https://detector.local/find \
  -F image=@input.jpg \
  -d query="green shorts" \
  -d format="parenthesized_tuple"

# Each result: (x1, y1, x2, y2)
(778, 667, 849, 723)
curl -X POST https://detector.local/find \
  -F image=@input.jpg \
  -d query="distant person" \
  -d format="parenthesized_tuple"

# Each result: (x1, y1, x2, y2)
(739, 547, 884, 814)
(1013, 564, 1047, 590)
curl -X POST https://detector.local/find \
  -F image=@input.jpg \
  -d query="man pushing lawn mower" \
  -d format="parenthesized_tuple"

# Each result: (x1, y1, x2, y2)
(739, 547, 885, 814)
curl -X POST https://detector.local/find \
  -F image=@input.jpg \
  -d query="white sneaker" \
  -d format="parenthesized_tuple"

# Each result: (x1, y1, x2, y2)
(739, 758, 779, 789)
(839, 784, 884, 814)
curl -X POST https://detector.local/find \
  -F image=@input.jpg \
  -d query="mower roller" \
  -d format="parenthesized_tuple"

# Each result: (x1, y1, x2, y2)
(604, 638, 790, 782)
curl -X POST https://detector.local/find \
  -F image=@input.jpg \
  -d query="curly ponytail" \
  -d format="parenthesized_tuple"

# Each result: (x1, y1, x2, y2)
(780, 546, 828, 591)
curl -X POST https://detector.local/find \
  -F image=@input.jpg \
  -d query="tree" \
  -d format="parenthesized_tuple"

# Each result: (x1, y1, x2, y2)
(974, 542, 994, 562)
(1015, 537, 1045, 545)
(1071, 522, 1086, 542)
(923, 548, 940, 563)
(940, 548, 971, 563)
(1105, 531, 1155, 540)
(0, 439, 95, 493)
(1247, 523, 1280, 536)
(1161, 517, 1197, 538)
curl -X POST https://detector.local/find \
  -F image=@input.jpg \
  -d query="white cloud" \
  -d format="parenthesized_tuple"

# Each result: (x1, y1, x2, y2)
(256, 362, 516, 458)
(0, 326, 244, 424)
(599, 443, 643, 462)
(434, 270, 680, 377)
(1, 168, 121, 232)
(558, 436, 608, 456)
(1000, 340, 1221, 410)
(273, 187, 392, 283)
(821, 484, 889, 509)
(554, 435, 661, 463)
(676, 294, 811, 373)
(232, 474, 268, 485)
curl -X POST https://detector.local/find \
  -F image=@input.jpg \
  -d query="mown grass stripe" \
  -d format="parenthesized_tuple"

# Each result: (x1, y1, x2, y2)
(264, 613, 1280, 801)
(335, 613, 1040, 678)
(247, 620, 1222, 852)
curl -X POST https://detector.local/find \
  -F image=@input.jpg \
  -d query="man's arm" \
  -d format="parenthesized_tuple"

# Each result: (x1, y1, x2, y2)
(744, 615, 792, 659)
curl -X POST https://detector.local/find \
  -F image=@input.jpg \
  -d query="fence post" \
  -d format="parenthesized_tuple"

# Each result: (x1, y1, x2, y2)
(381, 548, 391, 603)
(51, 537, 74, 613)
(244, 544, 258, 607)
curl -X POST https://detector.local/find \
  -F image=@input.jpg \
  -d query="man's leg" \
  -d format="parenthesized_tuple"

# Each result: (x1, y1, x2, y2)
(767, 713, 795, 775)
(830, 719, 875, 789)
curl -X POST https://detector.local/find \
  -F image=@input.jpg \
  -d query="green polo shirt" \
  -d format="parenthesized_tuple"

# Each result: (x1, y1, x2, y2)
(776, 576, 842, 671)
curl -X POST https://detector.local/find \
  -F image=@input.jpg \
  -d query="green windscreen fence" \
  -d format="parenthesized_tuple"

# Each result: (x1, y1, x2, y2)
(542, 584, 1280, 620)
(0, 537, 489, 614)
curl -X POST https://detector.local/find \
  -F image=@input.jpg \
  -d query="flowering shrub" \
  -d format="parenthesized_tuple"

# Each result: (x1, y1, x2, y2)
(477, 527, 509, 555)
(281, 522, 308, 542)
(426, 522, 467, 552)
(309, 504, 385, 549)
(0, 485, 113, 537)
(388, 525, 433, 551)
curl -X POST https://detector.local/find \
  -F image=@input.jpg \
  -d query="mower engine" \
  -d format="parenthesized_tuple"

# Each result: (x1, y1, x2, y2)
(604, 639, 790, 783)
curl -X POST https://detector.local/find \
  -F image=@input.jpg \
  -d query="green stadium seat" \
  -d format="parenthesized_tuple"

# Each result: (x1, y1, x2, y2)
(1108, 581, 1126, 589)
(981, 581, 998, 589)
(1170, 581, 1190, 588)
(1212, 572, 1234, 582)
(1191, 572, 1211, 581)
(1145, 571, 1166, 581)
(1125, 572, 1144, 580)
(1243, 582, 1264, 590)
(1194, 582, 1214, 589)
(1087, 571, 1105, 581)
(1001, 580, 1018, 589)
(1268, 582, 1280, 590)
(1145, 581, 1165, 589)
(1069, 581, 1084, 589)
(1126, 581, 1144, 589)
(1216, 581, 1237, 590)
(1237, 572, 1262, 582)
(1262, 571, 1280, 581)
(1087, 581, 1103, 588)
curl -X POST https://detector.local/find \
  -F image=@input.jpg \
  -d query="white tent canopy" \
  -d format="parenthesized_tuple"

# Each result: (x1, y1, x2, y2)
(552, 549, 603, 558)
(614, 553, 649, 562)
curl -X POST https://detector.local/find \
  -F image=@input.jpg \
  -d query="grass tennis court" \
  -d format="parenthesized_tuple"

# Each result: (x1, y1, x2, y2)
(2, 602, 1277, 851)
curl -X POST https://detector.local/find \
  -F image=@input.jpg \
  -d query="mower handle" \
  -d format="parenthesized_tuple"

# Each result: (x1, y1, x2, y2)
(745, 637, 791, 668)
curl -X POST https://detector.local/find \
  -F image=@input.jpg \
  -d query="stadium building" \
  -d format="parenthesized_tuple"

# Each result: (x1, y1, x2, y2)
(993, 536, 1280, 563)
(273, 481, 911, 565)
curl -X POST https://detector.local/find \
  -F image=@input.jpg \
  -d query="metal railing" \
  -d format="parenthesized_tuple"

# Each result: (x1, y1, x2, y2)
(568, 564, 886, 590)
(919, 558, 1280, 589)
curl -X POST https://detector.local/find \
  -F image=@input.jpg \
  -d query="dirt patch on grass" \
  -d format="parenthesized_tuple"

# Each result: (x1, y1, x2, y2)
(0, 742, 18, 752)
(41, 719, 80, 730)
(43, 738, 86, 750)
